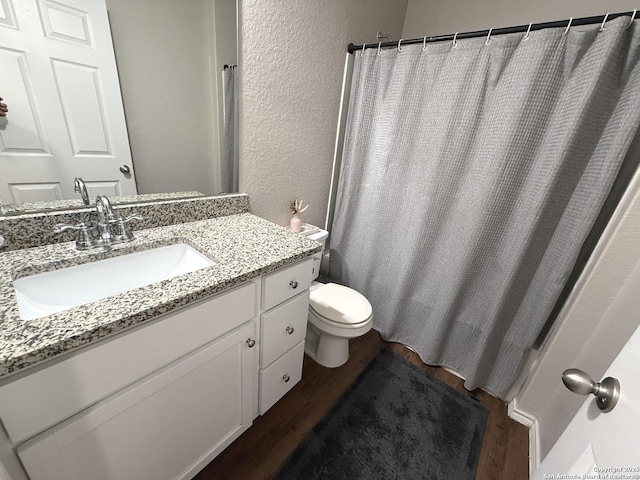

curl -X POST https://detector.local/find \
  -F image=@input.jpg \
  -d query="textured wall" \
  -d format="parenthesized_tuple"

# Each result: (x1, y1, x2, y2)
(239, 0, 408, 228)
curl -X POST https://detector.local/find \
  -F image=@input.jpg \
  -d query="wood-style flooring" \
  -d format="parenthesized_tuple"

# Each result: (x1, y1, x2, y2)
(194, 330, 529, 480)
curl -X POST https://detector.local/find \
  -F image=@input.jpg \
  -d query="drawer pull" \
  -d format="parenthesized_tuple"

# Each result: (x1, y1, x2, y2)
(246, 338, 256, 348)
(282, 374, 291, 383)
(286, 326, 295, 335)
(289, 280, 298, 289)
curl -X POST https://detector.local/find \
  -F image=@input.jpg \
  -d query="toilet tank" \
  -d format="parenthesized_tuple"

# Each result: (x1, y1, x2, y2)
(302, 227, 328, 280)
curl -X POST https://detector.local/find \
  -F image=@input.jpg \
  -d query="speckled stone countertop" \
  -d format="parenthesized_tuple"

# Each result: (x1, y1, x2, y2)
(2, 191, 204, 215)
(0, 213, 321, 379)
(0, 193, 249, 251)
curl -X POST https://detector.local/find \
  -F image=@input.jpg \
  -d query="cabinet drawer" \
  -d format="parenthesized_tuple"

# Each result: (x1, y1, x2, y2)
(0, 282, 256, 444)
(259, 341, 304, 414)
(261, 291, 309, 367)
(262, 258, 313, 311)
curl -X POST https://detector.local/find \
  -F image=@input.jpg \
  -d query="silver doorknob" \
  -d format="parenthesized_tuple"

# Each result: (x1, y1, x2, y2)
(562, 368, 620, 413)
(119, 165, 131, 174)
(282, 374, 290, 383)
(286, 326, 294, 335)
(246, 338, 256, 348)
(289, 281, 298, 289)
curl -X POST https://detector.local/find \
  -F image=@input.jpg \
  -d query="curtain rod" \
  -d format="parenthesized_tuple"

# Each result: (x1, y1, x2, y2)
(347, 10, 637, 54)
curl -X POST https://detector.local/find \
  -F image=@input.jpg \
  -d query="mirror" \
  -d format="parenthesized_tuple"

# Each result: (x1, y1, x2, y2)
(0, 0, 238, 216)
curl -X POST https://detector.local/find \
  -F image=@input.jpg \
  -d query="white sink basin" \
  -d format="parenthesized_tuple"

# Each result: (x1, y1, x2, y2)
(13, 243, 216, 321)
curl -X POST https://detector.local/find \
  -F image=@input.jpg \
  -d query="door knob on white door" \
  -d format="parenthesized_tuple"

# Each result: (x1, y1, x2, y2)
(562, 368, 620, 413)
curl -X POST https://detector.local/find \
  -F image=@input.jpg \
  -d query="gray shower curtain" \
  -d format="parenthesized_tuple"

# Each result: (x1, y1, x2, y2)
(222, 65, 239, 192)
(330, 16, 640, 398)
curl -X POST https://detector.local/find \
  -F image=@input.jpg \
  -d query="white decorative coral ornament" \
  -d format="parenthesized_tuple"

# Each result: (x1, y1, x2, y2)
(289, 198, 308, 232)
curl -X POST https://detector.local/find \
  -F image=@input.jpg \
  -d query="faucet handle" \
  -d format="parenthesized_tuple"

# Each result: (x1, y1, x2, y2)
(54, 222, 96, 250)
(112, 214, 142, 242)
(54, 222, 85, 233)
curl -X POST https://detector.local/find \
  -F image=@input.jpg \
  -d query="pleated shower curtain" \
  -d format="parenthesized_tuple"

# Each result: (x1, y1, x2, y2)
(222, 65, 239, 192)
(330, 16, 640, 399)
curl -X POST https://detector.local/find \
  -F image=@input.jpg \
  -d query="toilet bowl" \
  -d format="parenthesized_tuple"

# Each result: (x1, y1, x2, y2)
(301, 227, 373, 368)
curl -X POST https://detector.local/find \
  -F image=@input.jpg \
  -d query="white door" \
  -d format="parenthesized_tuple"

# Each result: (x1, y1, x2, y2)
(534, 304, 640, 477)
(0, 0, 136, 204)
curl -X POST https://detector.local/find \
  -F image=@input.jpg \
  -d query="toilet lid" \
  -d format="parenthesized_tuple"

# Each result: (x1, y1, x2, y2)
(309, 283, 372, 325)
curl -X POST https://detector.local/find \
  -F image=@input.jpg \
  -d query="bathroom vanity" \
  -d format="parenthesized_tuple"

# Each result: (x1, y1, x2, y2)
(0, 208, 320, 480)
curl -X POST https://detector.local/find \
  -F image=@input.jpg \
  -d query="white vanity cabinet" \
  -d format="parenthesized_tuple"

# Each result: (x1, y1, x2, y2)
(0, 282, 258, 480)
(259, 258, 313, 414)
(0, 256, 315, 480)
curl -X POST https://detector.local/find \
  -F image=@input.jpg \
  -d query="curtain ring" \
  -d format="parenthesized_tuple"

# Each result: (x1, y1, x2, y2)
(599, 12, 610, 32)
(627, 9, 637, 30)
(452, 32, 458, 48)
(423, 36, 428, 51)
(563, 17, 573, 35)
(523, 23, 532, 41)
(485, 28, 493, 45)
(377, 41, 382, 55)
(397, 38, 403, 53)
(361, 44, 366, 56)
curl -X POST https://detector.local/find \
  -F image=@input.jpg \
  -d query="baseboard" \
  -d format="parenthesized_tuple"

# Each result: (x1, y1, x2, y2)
(508, 398, 540, 478)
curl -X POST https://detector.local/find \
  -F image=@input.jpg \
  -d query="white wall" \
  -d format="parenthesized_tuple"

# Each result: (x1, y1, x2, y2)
(399, 0, 640, 465)
(238, 0, 408, 228)
(106, 0, 220, 195)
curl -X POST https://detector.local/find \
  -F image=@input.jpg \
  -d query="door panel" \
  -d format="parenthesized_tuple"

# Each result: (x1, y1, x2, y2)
(0, 48, 50, 154)
(8, 182, 62, 203)
(39, 0, 94, 46)
(52, 59, 111, 155)
(0, 0, 18, 29)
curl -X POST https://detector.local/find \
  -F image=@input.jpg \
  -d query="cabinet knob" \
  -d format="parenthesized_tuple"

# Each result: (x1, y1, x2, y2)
(282, 374, 290, 383)
(289, 280, 298, 289)
(286, 326, 294, 335)
(246, 338, 256, 348)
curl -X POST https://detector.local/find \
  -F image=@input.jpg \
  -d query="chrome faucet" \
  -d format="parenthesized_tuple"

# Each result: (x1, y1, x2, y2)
(95, 195, 116, 244)
(54, 195, 141, 250)
(74, 177, 90, 205)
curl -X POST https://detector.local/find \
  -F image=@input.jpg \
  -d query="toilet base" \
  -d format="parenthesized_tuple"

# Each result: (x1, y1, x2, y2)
(304, 325, 349, 368)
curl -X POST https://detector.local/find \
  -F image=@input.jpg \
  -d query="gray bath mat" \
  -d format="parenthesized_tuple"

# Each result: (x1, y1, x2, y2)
(273, 348, 487, 479)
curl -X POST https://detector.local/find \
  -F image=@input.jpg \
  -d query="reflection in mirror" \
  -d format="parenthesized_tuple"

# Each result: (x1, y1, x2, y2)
(1, 191, 204, 217)
(0, 0, 238, 213)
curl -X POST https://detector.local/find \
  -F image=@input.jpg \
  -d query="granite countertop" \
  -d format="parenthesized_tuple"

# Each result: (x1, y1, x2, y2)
(2, 191, 204, 215)
(0, 213, 321, 379)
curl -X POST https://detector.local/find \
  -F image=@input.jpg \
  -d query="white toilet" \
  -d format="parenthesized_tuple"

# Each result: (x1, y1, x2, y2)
(302, 228, 373, 368)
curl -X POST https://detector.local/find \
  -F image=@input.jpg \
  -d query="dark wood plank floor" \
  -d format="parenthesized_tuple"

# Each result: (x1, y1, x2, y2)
(194, 330, 529, 480)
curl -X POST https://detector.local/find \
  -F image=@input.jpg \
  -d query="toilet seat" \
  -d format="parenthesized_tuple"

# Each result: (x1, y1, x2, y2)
(309, 283, 372, 328)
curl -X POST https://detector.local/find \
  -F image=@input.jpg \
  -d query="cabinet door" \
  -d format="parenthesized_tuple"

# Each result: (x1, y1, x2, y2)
(18, 322, 256, 480)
